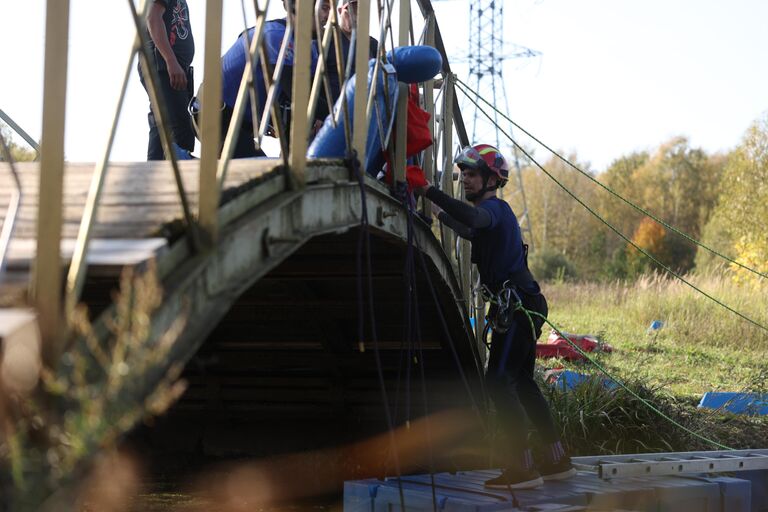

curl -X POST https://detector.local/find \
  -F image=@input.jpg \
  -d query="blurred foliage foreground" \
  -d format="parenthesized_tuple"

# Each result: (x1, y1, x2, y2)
(0, 263, 187, 511)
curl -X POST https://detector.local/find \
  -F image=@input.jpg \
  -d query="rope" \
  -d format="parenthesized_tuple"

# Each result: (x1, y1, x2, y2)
(454, 77, 768, 282)
(478, 288, 731, 449)
(350, 153, 405, 510)
(391, 194, 417, 430)
(511, 303, 735, 451)
(455, 82, 768, 335)
(413, 232, 491, 429)
(405, 196, 439, 512)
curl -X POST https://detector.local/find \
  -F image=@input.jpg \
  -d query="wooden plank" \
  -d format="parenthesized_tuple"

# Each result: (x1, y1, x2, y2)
(0, 160, 283, 239)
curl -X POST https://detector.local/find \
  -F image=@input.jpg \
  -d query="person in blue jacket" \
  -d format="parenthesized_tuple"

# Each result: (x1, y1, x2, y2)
(413, 144, 576, 490)
(219, 0, 330, 157)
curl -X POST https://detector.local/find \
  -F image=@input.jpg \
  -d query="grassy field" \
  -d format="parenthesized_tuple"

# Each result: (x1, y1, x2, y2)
(542, 273, 768, 397)
(534, 273, 768, 453)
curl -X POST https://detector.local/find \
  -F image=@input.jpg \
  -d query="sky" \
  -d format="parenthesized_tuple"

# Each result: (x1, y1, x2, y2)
(1, 0, 767, 172)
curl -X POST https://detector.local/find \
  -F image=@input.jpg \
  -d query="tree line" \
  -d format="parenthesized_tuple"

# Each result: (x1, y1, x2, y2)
(506, 113, 768, 284)
(0, 122, 37, 162)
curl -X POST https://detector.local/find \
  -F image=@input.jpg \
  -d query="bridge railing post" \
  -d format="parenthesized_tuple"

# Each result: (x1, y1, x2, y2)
(198, 0, 223, 243)
(0, 130, 23, 284)
(66, 1, 156, 318)
(392, 0, 411, 185)
(439, 75, 455, 257)
(288, 0, 314, 189)
(127, 0, 203, 259)
(0, 109, 40, 160)
(216, 3, 280, 188)
(420, 14, 436, 218)
(34, 0, 70, 365)
(352, 0, 371, 166)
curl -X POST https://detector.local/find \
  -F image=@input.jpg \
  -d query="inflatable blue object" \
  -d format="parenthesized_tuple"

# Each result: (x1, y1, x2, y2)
(307, 45, 442, 176)
(385, 46, 442, 84)
(551, 370, 618, 392)
(698, 392, 768, 416)
(307, 59, 398, 174)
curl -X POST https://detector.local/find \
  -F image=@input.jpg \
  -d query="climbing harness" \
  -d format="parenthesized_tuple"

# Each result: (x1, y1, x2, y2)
(479, 280, 521, 334)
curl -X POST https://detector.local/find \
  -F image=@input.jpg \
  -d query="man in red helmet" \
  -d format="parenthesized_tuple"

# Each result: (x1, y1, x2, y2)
(413, 144, 575, 489)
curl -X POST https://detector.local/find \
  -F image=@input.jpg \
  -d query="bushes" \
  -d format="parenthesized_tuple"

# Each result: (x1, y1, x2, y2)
(529, 249, 577, 282)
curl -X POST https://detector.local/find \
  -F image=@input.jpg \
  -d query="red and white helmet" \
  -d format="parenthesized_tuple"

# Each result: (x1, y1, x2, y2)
(454, 144, 509, 185)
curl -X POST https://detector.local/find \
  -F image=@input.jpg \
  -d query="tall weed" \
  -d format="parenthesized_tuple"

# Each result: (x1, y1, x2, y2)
(543, 272, 768, 396)
(0, 262, 186, 511)
(536, 272, 768, 454)
(536, 373, 767, 456)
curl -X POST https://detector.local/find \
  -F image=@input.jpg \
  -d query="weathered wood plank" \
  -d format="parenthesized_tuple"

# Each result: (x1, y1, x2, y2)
(4, 238, 167, 267)
(0, 160, 283, 239)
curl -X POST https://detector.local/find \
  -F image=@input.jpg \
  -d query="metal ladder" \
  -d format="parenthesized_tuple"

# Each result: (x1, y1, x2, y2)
(572, 449, 768, 480)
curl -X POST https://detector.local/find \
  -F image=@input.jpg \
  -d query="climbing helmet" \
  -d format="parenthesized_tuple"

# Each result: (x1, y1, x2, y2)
(454, 144, 509, 184)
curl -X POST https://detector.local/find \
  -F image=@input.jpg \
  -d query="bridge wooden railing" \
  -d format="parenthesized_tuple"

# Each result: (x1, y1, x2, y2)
(0, 0, 483, 366)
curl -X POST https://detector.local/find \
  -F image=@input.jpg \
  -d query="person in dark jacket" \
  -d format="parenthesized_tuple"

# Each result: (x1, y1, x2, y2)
(139, 0, 196, 160)
(325, 0, 378, 101)
(413, 144, 576, 490)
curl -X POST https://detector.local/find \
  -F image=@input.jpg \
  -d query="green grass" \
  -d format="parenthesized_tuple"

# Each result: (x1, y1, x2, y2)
(543, 273, 768, 397)
(532, 273, 768, 453)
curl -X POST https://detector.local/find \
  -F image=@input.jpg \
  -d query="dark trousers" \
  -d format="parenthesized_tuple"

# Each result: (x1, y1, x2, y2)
(486, 291, 558, 461)
(220, 104, 266, 159)
(138, 66, 196, 160)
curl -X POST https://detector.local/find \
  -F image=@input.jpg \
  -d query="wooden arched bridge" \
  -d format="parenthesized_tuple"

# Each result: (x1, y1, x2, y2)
(1, 156, 485, 465)
(0, 0, 491, 469)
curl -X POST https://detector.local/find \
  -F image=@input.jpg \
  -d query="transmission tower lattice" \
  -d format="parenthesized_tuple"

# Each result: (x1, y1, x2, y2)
(466, 0, 538, 247)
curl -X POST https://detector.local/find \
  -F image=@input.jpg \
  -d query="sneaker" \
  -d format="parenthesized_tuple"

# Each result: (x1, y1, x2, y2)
(484, 468, 544, 489)
(539, 457, 577, 481)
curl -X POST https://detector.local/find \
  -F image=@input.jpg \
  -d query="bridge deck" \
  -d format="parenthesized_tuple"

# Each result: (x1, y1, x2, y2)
(0, 159, 281, 240)
(0, 159, 285, 303)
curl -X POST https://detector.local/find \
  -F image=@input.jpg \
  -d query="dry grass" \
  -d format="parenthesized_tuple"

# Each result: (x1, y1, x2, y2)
(535, 272, 768, 453)
(543, 272, 768, 397)
(0, 262, 187, 511)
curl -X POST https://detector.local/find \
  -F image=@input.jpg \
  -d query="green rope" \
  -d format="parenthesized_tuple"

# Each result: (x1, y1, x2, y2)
(482, 289, 733, 449)
(512, 304, 734, 451)
(456, 82, 768, 335)
(455, 77, 768, 282)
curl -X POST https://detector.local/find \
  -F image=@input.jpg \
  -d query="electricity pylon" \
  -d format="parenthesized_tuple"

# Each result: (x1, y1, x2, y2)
(465, 0, 539, 247)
